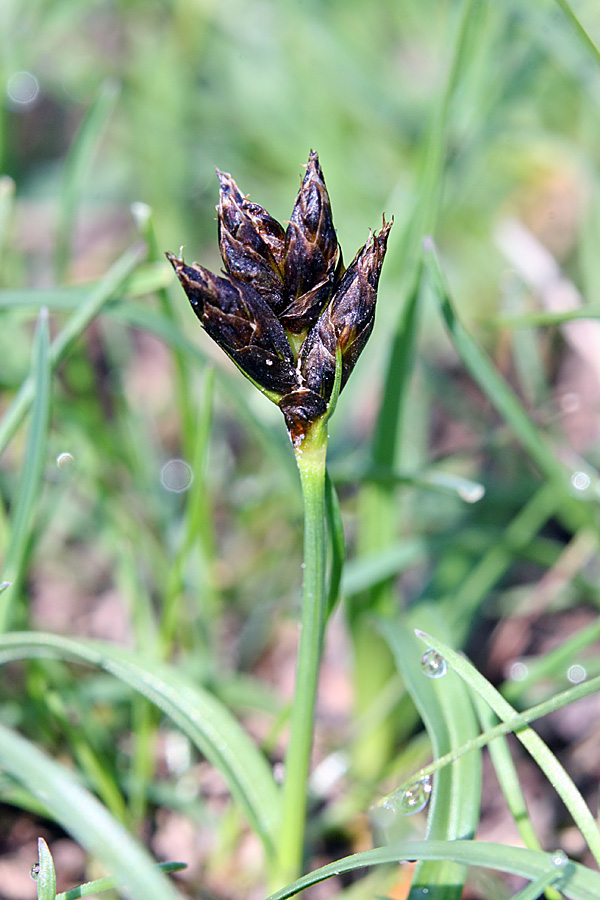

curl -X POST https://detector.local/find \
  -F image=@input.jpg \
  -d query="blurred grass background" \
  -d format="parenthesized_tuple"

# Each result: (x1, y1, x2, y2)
(2, 0, 600, 897)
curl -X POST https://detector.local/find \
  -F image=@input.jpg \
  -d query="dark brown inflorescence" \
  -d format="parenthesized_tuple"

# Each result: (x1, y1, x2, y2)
(167, 151, 392, 447)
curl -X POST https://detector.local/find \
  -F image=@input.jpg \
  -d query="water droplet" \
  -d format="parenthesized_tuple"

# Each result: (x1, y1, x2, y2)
(160, 459, 193, 493)
(400, 776, 432, 815)
(550, 849, 568, 868)
(30, 863, 40, 880)
(457, 482, 485, 503)
(7, 71, 39, 106)
(265, 359, 273, 366)
(567, 664, 586, 684)
(571, 471, 591, 492)
(0, 581, 12, 594)
(56, 451, 74, 469)
(508, 661, 528, 682)
(420, 649, 447, 679)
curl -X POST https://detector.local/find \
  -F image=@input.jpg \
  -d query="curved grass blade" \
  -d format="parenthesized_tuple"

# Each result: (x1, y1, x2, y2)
(0, 722, 183, 900)
(341, 539, 427, 597)
(0, 262, 172, 311)
(552, 0, 600, 68)
(380, 670, 600, 816)
(473, 695, 545, 857)
(265, 840, 600, 900)
(56, 862, 186, 900)
(0, 243, 146, 456)
(381, 609, 481, 900)
(0, 308, 51, 632)
(423, 241, 580, 500)
(0, 632, 282, 858)
(414, 630, 600, 868)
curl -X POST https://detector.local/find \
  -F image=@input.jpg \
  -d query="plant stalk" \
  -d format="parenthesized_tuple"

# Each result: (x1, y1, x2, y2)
(277, 419, 329, 886)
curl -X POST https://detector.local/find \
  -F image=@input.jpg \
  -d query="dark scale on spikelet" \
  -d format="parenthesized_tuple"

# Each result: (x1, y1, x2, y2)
(167, 152, 392, 447)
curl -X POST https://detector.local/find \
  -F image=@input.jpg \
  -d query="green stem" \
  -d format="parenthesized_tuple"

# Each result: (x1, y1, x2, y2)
(277, 419, 329, 885)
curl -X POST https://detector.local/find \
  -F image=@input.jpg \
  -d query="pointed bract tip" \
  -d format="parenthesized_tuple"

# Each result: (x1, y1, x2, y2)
(165, 250, 183, 271)
(165, 250, 184, 272)
(304, 149, 324, 178)
(216, 168, 231, 186)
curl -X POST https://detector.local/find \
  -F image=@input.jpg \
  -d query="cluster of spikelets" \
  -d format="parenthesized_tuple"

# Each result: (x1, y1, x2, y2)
(167, 152, 391, 446)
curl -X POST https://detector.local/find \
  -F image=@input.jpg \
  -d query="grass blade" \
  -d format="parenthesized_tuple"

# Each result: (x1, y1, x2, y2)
(552, 0, 600, 67)
(0, 632, 282, 859)
(0, 243, 145, 456)
(414, 630, 600, 867)
(424, 241, 569, 487)
(36, 838, 57, 900)
(473, 695, 544, 854)
(341, 539, 427, 597)
(265, 840, 600, 900)
(56, 863, 186, 900)
(381, 609, 481, 900)
(0, 308, 51, 631)
(0, 722, 183, 900)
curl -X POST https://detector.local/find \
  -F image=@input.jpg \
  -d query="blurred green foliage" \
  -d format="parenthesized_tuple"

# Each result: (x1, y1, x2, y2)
(3, 0, 600, 896)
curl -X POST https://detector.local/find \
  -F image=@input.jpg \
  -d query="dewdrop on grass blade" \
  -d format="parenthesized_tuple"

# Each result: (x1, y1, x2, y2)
(371, 773, 433, 833)
(420, 648, 447, 679)
(399, 775, 432, 815)
(550, 849, 569, 868)
(567, 664, 586, 684)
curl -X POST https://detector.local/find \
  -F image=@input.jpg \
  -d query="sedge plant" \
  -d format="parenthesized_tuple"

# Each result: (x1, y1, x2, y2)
(167, 151, 392, 884)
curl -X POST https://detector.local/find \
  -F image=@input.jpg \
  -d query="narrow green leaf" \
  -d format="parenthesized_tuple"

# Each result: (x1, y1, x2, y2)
(36, 838, 57, 900)
(0, 632, 282, 858)
(510, 868, 571, 900)
(474, 697, 542, 852)
(381, 609, 481, 900)
(56, 862, 186, 900)
(414, 630, 600, 868)
(0, 723, 183, 900)
(552, 0, 600, 68)
(265, 841, 600, 900)
(424, 241, 572, 490)
(0, 243, 145, 456)
(0, 308, 51, 632)
(0, 262, 172, 310)
(341, 539, 427, 597)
